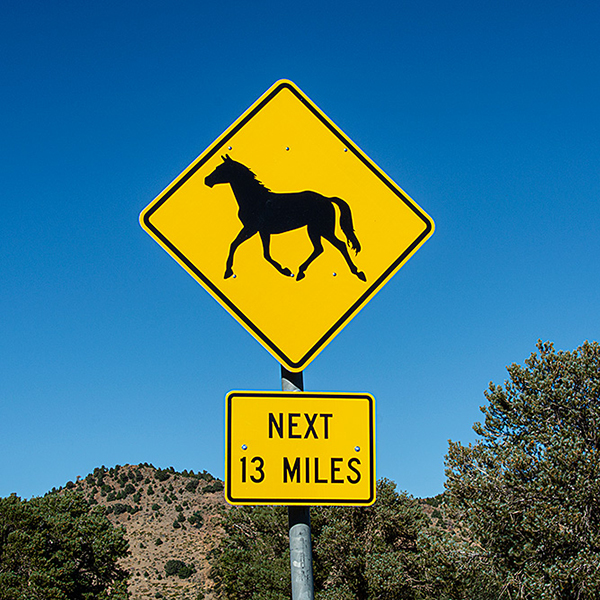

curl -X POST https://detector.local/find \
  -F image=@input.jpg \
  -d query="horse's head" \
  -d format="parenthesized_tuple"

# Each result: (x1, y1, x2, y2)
(205, 154, 240, 188)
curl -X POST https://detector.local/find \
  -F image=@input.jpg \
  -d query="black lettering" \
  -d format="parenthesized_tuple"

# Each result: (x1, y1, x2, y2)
(304, 413, 318, 439)
(320, 414, 333, 439)
(269, 413, 283, 438)
(240, 456, 247, 482)
(288, 413, 301, 438)
(250, 456, 265, 483)
(315, 457, 327, 483)
(347, 457, 361, 484)
(331, 457, 343, 483)
(283, 457, 300, 482)
(305, 457, 310, 483)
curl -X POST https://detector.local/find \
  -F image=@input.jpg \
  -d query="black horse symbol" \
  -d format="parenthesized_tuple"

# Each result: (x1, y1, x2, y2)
(204, 155, 366, 282)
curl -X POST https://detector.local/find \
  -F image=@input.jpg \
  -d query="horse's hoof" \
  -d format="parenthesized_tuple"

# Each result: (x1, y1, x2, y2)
(281, 267, 293, 277)
(297, 272, 306, 281)
(224, 269, 234, 279)
(357, 271, 366, 282)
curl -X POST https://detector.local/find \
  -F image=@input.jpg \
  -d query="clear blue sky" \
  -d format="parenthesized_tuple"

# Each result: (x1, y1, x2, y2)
(2, 0, 599, 500)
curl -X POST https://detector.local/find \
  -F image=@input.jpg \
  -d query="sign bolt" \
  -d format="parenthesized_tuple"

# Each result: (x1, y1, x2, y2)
(242, 444, 247, 450)
(354, 446, 360, 452)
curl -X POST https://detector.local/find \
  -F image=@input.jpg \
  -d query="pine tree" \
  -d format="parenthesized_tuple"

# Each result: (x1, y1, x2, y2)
(445, 340, 600, 599)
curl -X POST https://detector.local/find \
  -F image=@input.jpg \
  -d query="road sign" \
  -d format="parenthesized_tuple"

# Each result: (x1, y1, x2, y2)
(140, 80, 434, 372)
(225, 391, 375, 506)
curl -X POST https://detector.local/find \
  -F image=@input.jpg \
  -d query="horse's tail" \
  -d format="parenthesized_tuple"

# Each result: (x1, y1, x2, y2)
(331, 197, 361, 254)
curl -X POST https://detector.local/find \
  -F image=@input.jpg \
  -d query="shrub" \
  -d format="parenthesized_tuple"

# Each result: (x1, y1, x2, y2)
(185, 479, 200, 493)
(203, 481, 224, 494)
(188, 511, 204, 529)
(165, 559, 186, 576)
(155, 470, 170, 482)
(112, 503, 130, 515)
(178, 564, 195, 579)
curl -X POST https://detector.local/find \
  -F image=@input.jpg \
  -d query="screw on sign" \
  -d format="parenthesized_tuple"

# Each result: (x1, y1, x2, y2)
(140, 80, 434, 372)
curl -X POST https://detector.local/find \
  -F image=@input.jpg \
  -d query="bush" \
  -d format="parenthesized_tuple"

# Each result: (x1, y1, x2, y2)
(155, 470, 171, 482)
(112, 503, 130, 515)
(188, 511, 204, 529)
(178, 564, 195, 579)
(165, 560, 186, 576)
(203, 481, 224, 494)
(185, 479, 200, 493)
(164, 559, 195, 578)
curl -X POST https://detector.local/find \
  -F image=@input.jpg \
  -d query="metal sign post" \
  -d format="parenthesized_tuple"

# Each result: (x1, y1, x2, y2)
(140, 80, 434, 600)
(281, 366, 314, 600)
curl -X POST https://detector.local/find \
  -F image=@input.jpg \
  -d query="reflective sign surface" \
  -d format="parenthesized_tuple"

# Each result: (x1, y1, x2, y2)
(225, 391, 375, 506)
(141, 80, 434, 371)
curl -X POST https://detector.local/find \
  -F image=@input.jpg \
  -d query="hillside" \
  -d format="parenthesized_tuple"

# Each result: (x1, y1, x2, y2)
(64, 464, 227, 600)
(60, 464, 450, 600)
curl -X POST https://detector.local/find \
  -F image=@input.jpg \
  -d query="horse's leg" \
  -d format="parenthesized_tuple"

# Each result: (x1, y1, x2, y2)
(323, 231, 367, 282)
(297, 230, 324, 281)
(259, 231, 293, 277)
(225, 226, 256, 278)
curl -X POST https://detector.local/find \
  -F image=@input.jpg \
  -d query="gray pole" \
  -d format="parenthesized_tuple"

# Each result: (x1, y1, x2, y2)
(281, 366, 314, 600)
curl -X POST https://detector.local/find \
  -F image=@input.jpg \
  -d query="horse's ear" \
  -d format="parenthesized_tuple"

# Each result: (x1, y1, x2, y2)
(221, 155, 226, 161)
(225, 154, 231, 160)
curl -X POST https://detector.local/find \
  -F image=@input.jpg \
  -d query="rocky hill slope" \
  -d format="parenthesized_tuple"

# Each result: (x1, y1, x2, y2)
(62, 464, 448, 600)
(65, 463, 227, 600)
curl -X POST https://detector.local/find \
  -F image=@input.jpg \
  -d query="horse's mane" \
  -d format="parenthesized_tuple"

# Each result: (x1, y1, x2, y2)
(230, 160, 271, 192)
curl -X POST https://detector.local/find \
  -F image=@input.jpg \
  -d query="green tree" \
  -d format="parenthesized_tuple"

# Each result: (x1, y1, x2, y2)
(445, 340, 600, 599)
(211, 505, 290, 600)
(211, 479, 432, 600)
(0, 490, 130, 599)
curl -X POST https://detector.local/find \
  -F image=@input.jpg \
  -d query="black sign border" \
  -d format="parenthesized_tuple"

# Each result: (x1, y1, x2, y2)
(225, 391, 375, 506)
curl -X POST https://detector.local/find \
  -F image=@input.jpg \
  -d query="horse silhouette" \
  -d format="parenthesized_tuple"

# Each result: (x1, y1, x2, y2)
(204, 155, 366, 282)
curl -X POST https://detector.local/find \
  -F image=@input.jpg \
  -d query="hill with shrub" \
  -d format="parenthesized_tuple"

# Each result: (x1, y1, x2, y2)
(61, 463, 227, 600)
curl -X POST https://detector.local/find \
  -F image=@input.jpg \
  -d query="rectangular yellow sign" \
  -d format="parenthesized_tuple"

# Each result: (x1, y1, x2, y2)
(225, 391, 375, 506)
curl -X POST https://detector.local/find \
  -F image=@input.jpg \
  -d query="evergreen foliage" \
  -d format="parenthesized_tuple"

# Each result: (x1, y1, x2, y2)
(445, 340, 600, 599)
(164, 559, 196, 579)
(0, 491, 129, 599)
(211, 479, 435, 600)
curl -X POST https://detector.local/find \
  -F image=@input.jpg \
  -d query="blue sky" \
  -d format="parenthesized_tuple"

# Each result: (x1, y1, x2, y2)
(2, 0, 599, 500)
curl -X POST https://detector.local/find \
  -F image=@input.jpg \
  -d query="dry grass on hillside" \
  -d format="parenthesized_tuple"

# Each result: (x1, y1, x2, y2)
(67, 464, 227, 600)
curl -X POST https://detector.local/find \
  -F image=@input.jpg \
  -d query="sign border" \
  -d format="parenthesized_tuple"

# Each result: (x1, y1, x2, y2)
(225, 391, 376, 506)
(141, 80, 434, 372)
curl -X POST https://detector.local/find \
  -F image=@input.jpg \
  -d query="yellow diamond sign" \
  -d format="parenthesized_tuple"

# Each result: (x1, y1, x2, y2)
(140, 80, 434, 371)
